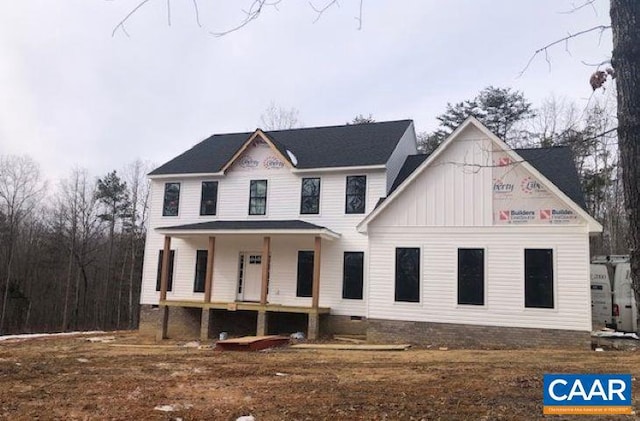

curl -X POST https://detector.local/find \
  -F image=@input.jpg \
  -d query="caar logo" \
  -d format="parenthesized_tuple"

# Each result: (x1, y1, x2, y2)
(543, 374, 632, 415)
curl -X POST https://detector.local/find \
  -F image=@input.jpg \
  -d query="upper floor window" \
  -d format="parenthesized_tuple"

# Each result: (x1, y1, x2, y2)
(300, 177, 320, 214)
(200, 181, 218, 216)
(458, 248, 485, 305)
(249, 180, 267, 215)
(163, 182, 180, 216)
(345, 175, 366, 214)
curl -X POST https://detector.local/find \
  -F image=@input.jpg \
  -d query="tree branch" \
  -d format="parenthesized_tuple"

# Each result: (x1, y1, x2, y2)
(111, 0, 155, 37)
(518, 25, 611, 77)
(209, 0, 282, 37)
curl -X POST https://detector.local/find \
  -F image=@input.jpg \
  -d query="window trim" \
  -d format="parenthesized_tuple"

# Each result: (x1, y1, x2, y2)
(199, 181, 219, 216)
(300, 177, 321, 215)
(342, 251, 364, 300)
(394, 247, 421, 303)
(249, 179, 268, 216)
(345, 175, 367, 214)
(523, 248, 555, 309)
(456, 248, 486, 306)
(162, 182, 181, 217)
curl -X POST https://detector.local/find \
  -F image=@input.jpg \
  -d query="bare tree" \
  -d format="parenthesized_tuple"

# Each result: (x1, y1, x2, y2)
(260, 102, 301, 130)
(0, 155, 45, 333)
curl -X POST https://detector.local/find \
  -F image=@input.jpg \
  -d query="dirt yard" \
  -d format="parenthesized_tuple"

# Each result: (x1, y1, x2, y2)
(0, 332, 639, 420)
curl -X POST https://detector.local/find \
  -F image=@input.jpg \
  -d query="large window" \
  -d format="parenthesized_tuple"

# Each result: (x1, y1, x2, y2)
(524, 249, 554, 308)
(193, 250, 208, 293)
(296, 251, 314, 297)
(342, 252, 364, 299)
(249, 180, 267, 215)
(155, 249, 175, 292)
(345, 175, 366, 214)
(300, 177, 320, 214)
(200, 181, 218, 216)
(395, 248, 420, 302)
(457, 248, 484, 305)
(163, 183, 180, 216)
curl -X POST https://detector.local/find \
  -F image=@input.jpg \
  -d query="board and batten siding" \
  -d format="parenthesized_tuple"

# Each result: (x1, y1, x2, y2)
(367, 227, 591, 331)
(140, 142, 384, 316)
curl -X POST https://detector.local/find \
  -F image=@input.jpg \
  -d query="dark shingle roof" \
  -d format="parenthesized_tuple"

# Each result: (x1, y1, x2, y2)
(389, 146, 586, 210)
(149, 120, 413, 175)
(157, 220, 330, 231)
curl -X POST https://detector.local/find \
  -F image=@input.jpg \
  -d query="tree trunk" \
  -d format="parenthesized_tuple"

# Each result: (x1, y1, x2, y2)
(611, 1, 640, 328)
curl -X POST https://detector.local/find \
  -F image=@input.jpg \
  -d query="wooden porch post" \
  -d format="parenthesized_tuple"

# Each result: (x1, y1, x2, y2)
(260, 236, 271, 305)
(312, 236, 321, 309)
(159, 236, 171, 302)
(204, 236, 215, 303)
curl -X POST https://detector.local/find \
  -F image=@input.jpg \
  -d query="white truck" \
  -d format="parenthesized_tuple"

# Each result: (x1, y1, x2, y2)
(591, 255, 634, 332)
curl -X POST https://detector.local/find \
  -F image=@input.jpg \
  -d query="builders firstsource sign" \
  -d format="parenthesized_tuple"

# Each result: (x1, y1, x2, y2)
(543, 374, 632, 415)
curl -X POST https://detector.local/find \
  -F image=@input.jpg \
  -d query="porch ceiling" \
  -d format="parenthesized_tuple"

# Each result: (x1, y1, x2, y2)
(156, 219, 341, 240)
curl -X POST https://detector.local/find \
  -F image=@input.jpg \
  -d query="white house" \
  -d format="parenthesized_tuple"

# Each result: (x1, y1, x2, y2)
(139, 117, 602, 348)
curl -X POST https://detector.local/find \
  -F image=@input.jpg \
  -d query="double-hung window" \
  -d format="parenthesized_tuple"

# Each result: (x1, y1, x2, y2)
(457, 248, 485, 305)
(163, 183, 180, 216)
(524, 249, 554, 308)
(300, 178, 320, 214)
(249, 180, 267, 215)
(200, 181, 218, 216)
(345, 175, 366, 214)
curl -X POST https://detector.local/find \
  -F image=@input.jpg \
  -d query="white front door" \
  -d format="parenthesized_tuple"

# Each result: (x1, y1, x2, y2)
(238, 253, 263, 302)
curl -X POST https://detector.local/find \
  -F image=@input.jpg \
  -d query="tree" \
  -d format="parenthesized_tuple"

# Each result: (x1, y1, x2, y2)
(610, 1, 640, 317)
(418, 86, 535, 152)
(260, 102, 301, 130)
(349, 114, 375, 125)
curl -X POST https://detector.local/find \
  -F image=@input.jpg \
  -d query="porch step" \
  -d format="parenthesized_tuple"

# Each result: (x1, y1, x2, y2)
(215, 335, 290, 351)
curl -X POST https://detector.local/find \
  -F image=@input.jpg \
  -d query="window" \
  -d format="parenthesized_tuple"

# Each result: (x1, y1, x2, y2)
(525, 249, 554, 308)
(155, 249, 175, 292)
(458, 248, 484, 305)
(193, 250, 208, 293)
(342, 252, 364, 299)
(249, 180, 267, 215)
(345, 175, 366, 214)
(296, 251, 314, 297)
(163, 183, 180, 216)
(200, 181, 218, 216)
(395, 248, 420, 302)
(300, 178, 320, 214)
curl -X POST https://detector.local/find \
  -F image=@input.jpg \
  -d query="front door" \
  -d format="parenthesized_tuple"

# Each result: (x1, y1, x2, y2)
(238, 253, 262, 302)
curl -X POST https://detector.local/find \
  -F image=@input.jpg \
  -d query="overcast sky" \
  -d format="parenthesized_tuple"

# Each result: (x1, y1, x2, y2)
(0, 0, 613, 182)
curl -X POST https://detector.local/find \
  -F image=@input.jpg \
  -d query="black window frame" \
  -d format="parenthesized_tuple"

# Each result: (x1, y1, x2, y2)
(249, 179, 268, 215)
(524, 248, 554, 309)
(200, 181, 218, 216)
(155, 249, 175, 292)
(300, 177, 321, 215)
(395, 247, 420, 302)
(162, 182, 180, 216)
(345, 175, 366, 214)
(296, 250, 314, 297)
(342, 251, 364, 300)
(457, 248, 485, 306)
(193, 250, 208, 293)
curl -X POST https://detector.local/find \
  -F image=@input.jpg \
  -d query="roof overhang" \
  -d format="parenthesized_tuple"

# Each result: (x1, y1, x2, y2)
(357, 117, 603, 234)
(291, 164, 386, 174)
(148, 172, 224, 180)
(156, 221, 341, 241)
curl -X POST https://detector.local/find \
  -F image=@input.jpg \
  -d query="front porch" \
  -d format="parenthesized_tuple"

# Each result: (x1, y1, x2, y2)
(155, 220, 340, 341)
(158, 300, 331, 341)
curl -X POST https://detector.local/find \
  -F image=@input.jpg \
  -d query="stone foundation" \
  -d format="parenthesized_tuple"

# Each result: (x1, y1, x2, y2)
(367, 319, 591, 349)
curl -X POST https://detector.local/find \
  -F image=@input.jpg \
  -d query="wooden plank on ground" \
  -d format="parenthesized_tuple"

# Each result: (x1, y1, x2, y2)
(334, 335, 367, 344)
(215, 335, 290, 351)
(291, 344, 411, 351)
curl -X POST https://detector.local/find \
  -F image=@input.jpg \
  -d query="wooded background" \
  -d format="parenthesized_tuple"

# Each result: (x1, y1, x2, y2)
(0, 88, 627, 335)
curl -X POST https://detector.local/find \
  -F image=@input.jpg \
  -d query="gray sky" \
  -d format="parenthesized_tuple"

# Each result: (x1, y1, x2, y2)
(0, 0, 613, 182)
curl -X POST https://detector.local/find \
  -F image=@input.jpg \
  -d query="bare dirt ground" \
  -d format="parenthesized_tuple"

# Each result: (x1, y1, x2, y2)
(1, 332, 639, 421)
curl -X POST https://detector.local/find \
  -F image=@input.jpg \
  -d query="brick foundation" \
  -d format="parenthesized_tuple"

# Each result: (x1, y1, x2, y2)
(367, 319, 591, 349)
(321, 315, 368, 336)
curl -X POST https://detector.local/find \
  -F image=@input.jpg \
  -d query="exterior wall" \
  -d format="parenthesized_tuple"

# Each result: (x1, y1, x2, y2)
(367, 319, 591, 349)
(366, 227, 591, 331)
(141, 141, 385, 317)
(385, 122, 417, 193)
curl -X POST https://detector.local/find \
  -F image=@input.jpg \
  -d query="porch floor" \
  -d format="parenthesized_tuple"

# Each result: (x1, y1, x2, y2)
(159, 299, 331, 315)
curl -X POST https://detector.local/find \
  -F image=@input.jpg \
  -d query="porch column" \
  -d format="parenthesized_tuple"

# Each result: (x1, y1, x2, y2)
(311, 236, 321, 309)
(159, 235, 172, 302)
(256, 311, 268, 336)
(204, 236, 215, 303)
(260, 236, 271, 305)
